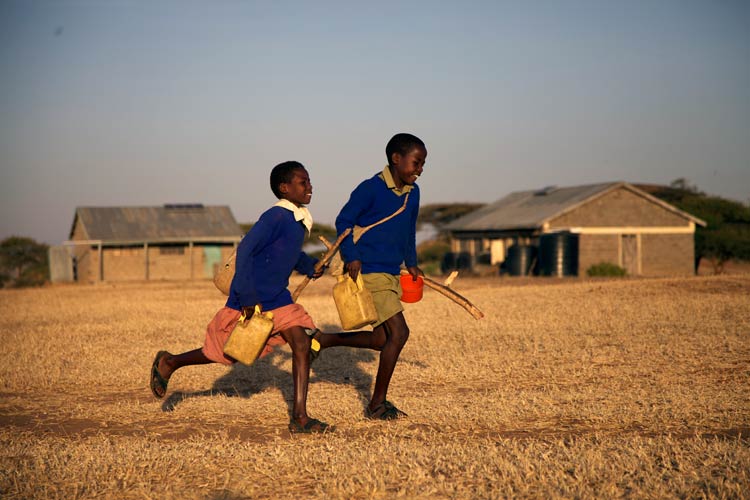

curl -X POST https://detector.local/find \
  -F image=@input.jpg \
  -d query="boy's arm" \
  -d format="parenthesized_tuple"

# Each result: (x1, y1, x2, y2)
(335, 181, 371, 264)
(404, 187, 420, 269)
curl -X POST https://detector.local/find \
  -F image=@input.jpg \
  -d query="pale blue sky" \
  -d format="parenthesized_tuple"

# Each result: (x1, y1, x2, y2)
(1, 0, 748, 244)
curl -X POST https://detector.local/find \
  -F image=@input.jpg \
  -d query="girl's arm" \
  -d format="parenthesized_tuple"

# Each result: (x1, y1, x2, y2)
(294, 252, 318, 277)
(232, 210, 279, 308)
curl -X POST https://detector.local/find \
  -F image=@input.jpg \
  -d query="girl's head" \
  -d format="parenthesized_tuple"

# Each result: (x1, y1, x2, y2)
(270, 161, 312, 206)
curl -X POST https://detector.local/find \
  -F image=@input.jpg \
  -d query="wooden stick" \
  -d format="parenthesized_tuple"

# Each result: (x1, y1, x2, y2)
(316, 234, 484, 320)
(443, 270, 459, 287)
(400, 270, 484, 320)
(291, 228, 351, 302)
(319, 236, 334, 250)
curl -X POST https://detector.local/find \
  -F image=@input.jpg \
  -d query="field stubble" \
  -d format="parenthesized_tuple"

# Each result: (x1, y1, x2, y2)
(0, 274, 748, 499)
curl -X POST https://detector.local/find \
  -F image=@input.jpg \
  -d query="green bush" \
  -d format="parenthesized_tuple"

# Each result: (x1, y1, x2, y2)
(419, 261, 442, 277)
(586, 262, 627, 277)
(0, 236, 49, 287)
(417, 240, 450, 263)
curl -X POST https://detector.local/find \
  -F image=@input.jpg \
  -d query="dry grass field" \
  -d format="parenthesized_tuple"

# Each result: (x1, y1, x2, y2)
(1, 273, 748, 499)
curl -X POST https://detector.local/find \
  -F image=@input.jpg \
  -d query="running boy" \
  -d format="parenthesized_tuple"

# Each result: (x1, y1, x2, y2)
(314, 132, 426, 420)
(149, 161, 331, 434)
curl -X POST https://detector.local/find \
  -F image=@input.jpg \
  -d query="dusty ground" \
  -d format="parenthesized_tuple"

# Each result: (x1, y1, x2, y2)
(1, 273, 748, 499)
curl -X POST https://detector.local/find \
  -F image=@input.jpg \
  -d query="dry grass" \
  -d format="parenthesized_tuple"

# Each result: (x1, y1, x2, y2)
(1, 273, 748, 499)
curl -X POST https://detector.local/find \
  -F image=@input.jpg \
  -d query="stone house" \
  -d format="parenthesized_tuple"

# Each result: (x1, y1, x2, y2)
(444, 182, 706, 276)
(60, 204, 242, 283)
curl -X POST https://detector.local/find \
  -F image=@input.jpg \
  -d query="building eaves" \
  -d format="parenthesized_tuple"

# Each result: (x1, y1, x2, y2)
(70, 205, 243, 243)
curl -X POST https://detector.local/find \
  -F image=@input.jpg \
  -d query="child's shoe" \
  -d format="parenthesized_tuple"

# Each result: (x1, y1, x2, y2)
(288, 418, 334, 434)
(365, 400, 407, 420)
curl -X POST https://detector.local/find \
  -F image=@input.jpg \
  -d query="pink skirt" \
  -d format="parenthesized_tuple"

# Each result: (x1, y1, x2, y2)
(201, 304, 316, 365)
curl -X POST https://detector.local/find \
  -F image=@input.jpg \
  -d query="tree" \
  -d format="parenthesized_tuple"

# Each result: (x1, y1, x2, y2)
(418, 203, 485, 227)
(0, 236, 49, 288)
(308, 223, 337, 245)
(696, 223, 750, 274)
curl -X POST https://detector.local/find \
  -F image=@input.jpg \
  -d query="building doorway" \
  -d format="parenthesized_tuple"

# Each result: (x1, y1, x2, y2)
(620, 234, 639, 275)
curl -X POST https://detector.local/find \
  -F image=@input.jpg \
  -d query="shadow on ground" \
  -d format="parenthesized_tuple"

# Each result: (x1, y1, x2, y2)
(162, 323, 379, 416)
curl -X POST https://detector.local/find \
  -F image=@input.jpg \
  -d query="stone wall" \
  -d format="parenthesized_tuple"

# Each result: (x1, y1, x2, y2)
(577, 234, 619, 275)
(641, 233, 695, 276)
(72, 244, 235, 283)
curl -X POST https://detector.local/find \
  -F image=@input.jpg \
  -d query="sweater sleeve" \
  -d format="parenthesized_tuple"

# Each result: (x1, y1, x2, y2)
(294, 252, 318, 277)
(404, 187, 420, 268)
(232, 211, 279, 308)
(335, 180, 372, 263)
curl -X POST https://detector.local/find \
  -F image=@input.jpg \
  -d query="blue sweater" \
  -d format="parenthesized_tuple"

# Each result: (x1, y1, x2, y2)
(335, 172, 420, 274)
(226, 206, 317, 311)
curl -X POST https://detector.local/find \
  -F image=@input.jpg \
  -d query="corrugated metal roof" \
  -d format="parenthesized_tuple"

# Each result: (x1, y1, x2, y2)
(446, 182, 617, 231)
(446, 182, 706, 232)
(70, 205, 242, 242)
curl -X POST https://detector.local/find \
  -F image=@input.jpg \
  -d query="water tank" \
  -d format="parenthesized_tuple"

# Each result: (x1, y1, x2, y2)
(456, 252, 471, 270)
(505, 245, 536, 276)
(538, 232, 579, 276)
(441, 252, 472, 273)
(441, 252, 456, 273)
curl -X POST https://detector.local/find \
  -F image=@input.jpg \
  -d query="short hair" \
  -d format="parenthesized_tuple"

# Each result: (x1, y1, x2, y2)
(270, 161, 306, 199)
(385, 133, 425, 166)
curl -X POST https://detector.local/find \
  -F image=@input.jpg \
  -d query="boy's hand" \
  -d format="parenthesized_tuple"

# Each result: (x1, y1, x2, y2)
(346, 260, 362, 281)
(406, 266, 424, 280)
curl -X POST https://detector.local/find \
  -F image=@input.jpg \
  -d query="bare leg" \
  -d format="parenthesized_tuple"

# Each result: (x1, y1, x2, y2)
(150, 348, 213, 398)
(158, 348, 212, 380)
(311, 315, 409, 414)
(369, 312, 409, 412)
(314, 329, 386, 351)
(278, 326, 314, 427)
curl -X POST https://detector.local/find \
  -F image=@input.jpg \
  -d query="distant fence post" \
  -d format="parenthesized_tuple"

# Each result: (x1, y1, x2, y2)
(144, 243, 149, 281)
(189, 241, 194, 280)
(98, 242, 103, 282)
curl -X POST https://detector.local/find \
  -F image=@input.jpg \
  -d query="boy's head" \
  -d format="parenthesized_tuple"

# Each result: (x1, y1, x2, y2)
(270, 161, 312, 206)
(386, 133, 427, 187)
(386, 133, 426, 167)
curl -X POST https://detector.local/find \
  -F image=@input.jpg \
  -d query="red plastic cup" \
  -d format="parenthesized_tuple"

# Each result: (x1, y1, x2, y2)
(400, 274, 424, 303)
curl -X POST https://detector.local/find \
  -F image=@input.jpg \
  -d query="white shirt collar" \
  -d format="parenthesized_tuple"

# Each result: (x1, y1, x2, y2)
(274, 199, 313, 234)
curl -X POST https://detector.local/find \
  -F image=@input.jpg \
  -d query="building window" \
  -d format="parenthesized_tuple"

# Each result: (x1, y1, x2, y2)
(110, 247, 139, 256)
(159, 245, 185, 256)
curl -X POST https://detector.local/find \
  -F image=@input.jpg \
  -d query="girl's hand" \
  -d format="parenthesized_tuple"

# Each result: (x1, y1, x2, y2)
(241, 305, 257, 319)
(346, 260, 362, 281)
(311, 264, 327, 280)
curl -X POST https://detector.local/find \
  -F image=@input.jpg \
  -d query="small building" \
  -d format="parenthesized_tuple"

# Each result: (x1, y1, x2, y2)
(445, 182, 706, 276)
(58, 204, 242, 283)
